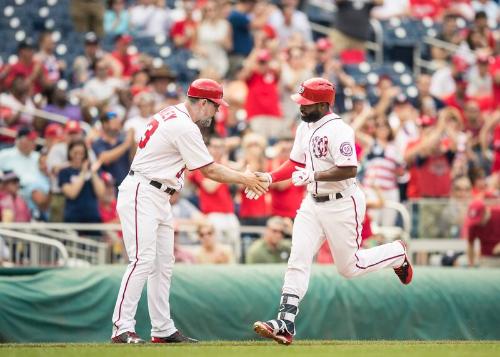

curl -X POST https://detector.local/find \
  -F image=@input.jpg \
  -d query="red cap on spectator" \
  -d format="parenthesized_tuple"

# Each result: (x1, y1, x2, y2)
(466, 200, 486, 227)
(452, 55, 468, 71)
(417, 115, 436, 127)
(16, 127, 38, 140)
(262, 24, 277, 39)
(187, 78, 228, 107)
(291, 77, 336, 106)
(316, 38, 333, 51)
(44, 123, 64, 139)
(64, 120, 82, 134)
(117, 34, 133, 46)
(257, 49, 272, 62)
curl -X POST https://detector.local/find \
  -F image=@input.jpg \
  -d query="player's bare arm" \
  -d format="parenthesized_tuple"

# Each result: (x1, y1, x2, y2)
(291, 165, 357, 187)
(200, 162, 268, 195)
(314, 166, 357, 182)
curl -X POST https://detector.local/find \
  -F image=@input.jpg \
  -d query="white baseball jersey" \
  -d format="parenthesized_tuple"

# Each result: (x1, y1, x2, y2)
(290, 113, 357, 195)
(130, 103, 213, 190)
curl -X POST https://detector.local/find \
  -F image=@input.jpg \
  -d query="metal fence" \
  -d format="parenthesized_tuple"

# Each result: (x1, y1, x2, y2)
(0, 198, 475, 267)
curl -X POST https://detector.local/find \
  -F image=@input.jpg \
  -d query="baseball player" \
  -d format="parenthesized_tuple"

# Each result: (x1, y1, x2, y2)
(249, 78, 413, 345)
(111, 78, 268, 344)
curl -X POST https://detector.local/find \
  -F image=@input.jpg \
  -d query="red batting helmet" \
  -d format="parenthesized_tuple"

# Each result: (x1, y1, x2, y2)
(187, 78, 229, 107)
(291, 77, 336, 106)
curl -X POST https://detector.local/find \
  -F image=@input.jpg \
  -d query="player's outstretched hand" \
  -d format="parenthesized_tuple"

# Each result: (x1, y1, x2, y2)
(244, 171, 271, 199)
(292, 166, 315, 186)
(243, 167, 268, 199)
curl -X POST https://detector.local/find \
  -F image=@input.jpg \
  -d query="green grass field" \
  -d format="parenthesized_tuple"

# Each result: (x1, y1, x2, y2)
(1, 341, 499, 357)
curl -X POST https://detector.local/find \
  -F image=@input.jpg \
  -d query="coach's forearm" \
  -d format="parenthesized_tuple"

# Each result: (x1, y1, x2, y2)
(200, 162, 246, 185)
(314, 166, 357, 182)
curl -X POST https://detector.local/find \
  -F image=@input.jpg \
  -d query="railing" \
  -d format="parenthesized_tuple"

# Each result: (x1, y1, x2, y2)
(413, 36, 461, 76)
(0, 223, 108, 266)
(0, 196, 473, 268)
(0, 101, 92, 133)
(309, 20, 384, 65)
(0, 228, 68, 266)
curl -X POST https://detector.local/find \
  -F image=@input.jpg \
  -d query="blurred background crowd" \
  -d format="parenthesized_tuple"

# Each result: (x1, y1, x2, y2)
(0, 0, 499, 267)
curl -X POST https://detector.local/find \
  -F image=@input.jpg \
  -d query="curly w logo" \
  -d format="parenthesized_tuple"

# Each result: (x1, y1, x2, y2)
(312, 136, 329, 158)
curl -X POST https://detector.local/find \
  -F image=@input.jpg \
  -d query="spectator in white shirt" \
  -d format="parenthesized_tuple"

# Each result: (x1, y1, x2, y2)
(124, 92, 155, 143)
(371, 0, 410, 20)
(81, 59, 122, 107)
(430, 55, 469, 100)
(268, 0, 312, 47)
(467, 54, 494, 98)
(129, 0, 171, 37)
(472, 0, 498, 28)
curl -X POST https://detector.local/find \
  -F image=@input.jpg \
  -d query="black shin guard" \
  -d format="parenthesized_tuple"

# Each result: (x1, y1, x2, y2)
(277, 293, 299, 335)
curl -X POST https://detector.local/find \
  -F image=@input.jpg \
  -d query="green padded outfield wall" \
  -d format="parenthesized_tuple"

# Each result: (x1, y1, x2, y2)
(0, 265, 499, 342)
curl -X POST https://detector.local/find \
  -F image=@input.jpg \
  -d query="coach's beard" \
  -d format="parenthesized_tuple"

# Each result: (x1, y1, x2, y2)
(300, 110, 323, 123)
(197, 117, 213, 128)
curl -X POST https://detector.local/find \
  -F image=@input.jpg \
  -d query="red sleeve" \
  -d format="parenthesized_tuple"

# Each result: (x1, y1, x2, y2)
(270, 159, 305, 183)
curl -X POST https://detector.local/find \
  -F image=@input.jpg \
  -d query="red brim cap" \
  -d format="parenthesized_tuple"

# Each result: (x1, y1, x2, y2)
(291, 93, 316, 105)
(211, 98, 229, 107)
(27, 131, 38, 140)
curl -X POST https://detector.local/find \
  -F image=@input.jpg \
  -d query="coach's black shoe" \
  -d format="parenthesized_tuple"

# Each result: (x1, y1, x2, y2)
(394, 240, 413, 285)
(151, 331, 198, 343)
(253, 320, 293, 345)
(111, 331, 145, 344)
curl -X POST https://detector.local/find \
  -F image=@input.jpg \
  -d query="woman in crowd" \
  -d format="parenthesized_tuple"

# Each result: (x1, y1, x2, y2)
(59, 140, 105, 223)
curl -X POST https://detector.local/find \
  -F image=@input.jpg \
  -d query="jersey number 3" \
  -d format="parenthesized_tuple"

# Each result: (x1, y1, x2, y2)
(138, 119, 159, 149)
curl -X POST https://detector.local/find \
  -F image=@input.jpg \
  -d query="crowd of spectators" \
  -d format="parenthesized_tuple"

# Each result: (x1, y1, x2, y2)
(0, 0, 499, 266)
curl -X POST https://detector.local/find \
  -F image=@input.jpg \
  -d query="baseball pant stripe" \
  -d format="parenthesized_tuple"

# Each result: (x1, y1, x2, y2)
(355, 253, 406, 269)
(351, 195, 361, 262)
(113, 182, 141, 336)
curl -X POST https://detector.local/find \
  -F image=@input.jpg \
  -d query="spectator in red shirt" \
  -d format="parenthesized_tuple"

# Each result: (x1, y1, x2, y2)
(480, 110, 500, 173)
(442, 74, 471, 114)
(462, 100, 483, 148)
(238, 133, 270, 225)
(404, 110, 458, 198)
(170, 0, 198, 50)
(472, 11, 496, 51)
(98, 171, 123, 249)
(0, 76, 36, 145)
(111, 35, 141, 79)
(466, 199, 500, 267)
(268, 137, 305, 219)
(5, 39, 52, 95)
(98, 171, 118, 223)
(490, 55, 500, 108)
(188, 136, 241, 260)
(0, 171, 31, 223)
(238, 48, 283, 140)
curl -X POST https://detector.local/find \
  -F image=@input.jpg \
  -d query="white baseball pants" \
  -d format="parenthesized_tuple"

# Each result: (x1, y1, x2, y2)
(111, 175, 177, 338)
(282, 185, 405, 299)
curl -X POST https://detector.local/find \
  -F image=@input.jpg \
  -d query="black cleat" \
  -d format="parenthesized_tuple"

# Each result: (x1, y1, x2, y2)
(111, 331, 145, 344)
(151, 330, 198, 343)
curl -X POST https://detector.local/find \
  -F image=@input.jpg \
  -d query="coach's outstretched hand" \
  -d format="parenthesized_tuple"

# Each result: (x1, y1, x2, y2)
(243, 168, 269, 200)
(245, 171, 271, 200)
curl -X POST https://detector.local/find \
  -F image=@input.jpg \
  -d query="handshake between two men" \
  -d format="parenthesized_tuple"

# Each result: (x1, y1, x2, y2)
(243, 166, 315, 200)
